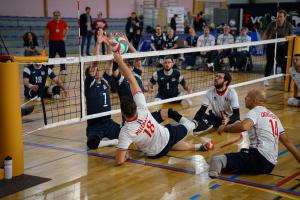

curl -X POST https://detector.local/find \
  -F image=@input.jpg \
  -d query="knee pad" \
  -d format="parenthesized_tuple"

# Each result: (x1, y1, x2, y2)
(87, 135, 101, 149)
(288, 98, 300, 107)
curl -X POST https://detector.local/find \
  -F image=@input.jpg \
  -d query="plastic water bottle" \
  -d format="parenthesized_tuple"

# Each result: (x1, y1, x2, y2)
(4, 156, 12, 180)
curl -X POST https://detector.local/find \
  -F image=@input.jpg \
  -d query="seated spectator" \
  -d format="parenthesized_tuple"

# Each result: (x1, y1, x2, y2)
(151, 25, 165, 51)
(23, 32, 39, 56)
(231, 27, 252, 71)
(213, 25, 235, 71)
(184, 28, 198, 69)
(196, 26, 217, 71)
(288, 54, 300, 107)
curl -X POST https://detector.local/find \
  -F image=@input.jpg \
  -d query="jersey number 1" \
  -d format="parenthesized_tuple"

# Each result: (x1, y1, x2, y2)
(269, 119, 279, 137)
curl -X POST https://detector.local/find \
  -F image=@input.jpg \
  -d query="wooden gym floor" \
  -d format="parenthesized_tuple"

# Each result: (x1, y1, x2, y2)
(6, 68, 300, 199)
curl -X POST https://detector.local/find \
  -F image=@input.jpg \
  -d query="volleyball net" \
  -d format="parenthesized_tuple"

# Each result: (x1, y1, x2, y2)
(20, 38, 289, 134)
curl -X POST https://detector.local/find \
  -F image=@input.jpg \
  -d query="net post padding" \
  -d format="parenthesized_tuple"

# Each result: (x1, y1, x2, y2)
(285, 36, 300, 93)
(0, 55, 49, 63)
(0, 62, 24, 178)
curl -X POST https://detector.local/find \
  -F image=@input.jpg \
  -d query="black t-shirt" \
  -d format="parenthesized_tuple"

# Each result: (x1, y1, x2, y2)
(150, 69, 186, 99)
(151, 33, 165, 50)
(265, 21, 293, 39)
(85, 72, 112, 126)
(23, 64, 56, 92)
(185, 35, 198, 47)
(164, 35, 178, 49)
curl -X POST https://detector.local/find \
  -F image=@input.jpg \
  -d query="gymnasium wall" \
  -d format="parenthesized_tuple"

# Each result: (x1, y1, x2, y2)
(0, 0, 193, 18)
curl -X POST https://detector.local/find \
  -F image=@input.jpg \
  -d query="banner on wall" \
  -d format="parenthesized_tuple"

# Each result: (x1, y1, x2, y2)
(229, 3, 300, 31)
(166, 7, 185, 33)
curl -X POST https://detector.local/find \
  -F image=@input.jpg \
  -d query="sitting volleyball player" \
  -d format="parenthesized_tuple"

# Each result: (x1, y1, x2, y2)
(85, 31, 120, 149)
(113, 53, 214, 165)
(209, 89, 300, 178)
(288, 54, 300, 107)
(193, 72, 240, 135)
(148, 56, 192, 105)
(22, 63, 67, 116)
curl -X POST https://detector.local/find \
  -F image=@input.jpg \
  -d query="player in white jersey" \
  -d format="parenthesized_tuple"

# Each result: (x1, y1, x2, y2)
(209, 89, 300, 178)
(288, 54, 300, 107)
(193, 72, 240, 135)
(113, 53, 214, 165)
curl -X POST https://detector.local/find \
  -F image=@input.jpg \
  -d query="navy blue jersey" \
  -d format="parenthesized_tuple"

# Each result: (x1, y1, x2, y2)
(151, 33, 165, 50)
(185, 35, 198, 47)
(23, 64, 56, 90)
(114, 67, 145, 100)
(85, 72, 112, 126)
(150, 69, 186, 99)
(164, 35, 178, 49)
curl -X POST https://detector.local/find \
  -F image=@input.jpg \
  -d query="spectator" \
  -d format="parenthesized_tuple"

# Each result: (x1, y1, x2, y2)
(231, 27, 252, 71)
(170, 14, 177, 32)
(196, 25, 217, 71)
(151, 25, 165, 51)
(93, 11, 108, 55)
(213, 25, 235, 71)
(194, 12, 206, 32)
(23, 32, 38, 56)
(45, 10, 69, 75)
(184, 28, 198, 69)
(80, 6, 93, 56)
(132, 15, 144, 50)
(184, 11, 194, 33)
(125, 12, 139, 43)
(263, 9, 294, 86)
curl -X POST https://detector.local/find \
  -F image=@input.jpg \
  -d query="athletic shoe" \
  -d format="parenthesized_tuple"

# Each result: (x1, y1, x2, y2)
(193, 125, 213, 136)
(264, 80, 269, 87)
(208, 171, 219, 179)
(60, 70, 67, 76)
(53, 94, 60, 100)
(207, 63, 214, 72)
(198, 140, 214, 151)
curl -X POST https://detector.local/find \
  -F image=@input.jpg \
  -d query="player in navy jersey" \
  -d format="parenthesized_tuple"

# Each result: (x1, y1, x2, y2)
(85, 31, 120, 149)
(149, 56, 192, 102)
(22, 63, 67, 116)
(184, 28, 198, 69)
(151, 25, 165, 51)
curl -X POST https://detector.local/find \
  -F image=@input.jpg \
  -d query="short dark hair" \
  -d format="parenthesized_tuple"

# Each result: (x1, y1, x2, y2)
(219, 71, 232, 86)
(85, 6, 91, 11)
(278, 9, 287, 17)
(164, 56, 174, 63)
(120, 96, 137, 119)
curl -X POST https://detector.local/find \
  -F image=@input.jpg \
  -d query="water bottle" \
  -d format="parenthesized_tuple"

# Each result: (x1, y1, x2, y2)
(4, 156, 12, 180)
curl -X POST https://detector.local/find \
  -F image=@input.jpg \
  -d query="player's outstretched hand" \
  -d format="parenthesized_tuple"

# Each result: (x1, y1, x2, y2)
(113, 52, 123, 65)
(217, 125, 226, 135)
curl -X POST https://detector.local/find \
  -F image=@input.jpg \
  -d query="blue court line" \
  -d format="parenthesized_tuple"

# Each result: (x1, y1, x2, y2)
(190, 194, 201, 200)
(278, 144, 300, 157)
(209, 184, 221, 190)
(23, 141, 300, 197)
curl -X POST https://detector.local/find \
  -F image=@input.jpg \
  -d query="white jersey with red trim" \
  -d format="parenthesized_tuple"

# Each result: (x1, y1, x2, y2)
(202, 87, 239, 118)
(290, 67, 300, 89)
(245, 106, 285, 165)
(117, 92, 170, 156)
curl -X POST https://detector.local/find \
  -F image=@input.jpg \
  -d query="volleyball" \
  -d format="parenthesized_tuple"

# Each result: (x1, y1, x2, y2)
(110, 37, 129, 54)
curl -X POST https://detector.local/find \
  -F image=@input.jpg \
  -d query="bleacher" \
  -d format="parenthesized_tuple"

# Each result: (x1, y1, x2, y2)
(0, 16, 127, 55)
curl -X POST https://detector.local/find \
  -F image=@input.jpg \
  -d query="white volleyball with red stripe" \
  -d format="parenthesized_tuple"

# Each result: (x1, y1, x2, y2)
(111, 37, 129, 54)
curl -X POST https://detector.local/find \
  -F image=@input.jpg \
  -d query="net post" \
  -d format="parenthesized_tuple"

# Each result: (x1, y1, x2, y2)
(284, 36, 296, 92)
(292, 36, 300, 96)
(0, 62, 24, 179)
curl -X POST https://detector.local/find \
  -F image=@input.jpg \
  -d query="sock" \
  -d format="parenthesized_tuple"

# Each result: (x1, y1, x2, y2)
(209, 155, 227, 177)
(98, 139, 118, 148)
(168, 108, 182, 122)
(195, 143, 203, 150)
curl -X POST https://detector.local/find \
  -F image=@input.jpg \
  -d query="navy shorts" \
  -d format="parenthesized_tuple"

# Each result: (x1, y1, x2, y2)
(148, 123, 187, 159)
(225, 148, 275, 174)
(86, 118, 120, 140)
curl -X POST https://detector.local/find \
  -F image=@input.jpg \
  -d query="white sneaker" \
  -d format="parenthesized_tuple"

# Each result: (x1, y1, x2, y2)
(288, 98, 300, 107)
(207, 63, 214, 71)
(53, 94, 60, 100)
(60, 70, 67, 76)
(264, 80, 269, 87)
(208, 171, 219, 179)
(186, 66, 192, 70)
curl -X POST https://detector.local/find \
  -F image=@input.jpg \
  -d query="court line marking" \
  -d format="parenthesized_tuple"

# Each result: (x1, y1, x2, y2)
(275, 171, 300, 187)
(189, 194, 201, 200)
(23, 141, 300, 197)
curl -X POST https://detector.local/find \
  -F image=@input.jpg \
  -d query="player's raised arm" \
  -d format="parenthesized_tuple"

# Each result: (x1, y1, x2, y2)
(113, 53, 141, 95)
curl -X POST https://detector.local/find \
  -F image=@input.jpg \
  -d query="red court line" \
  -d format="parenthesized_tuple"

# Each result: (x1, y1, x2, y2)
(220, 133, 243, 149)
(275, 171, 300, 187)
